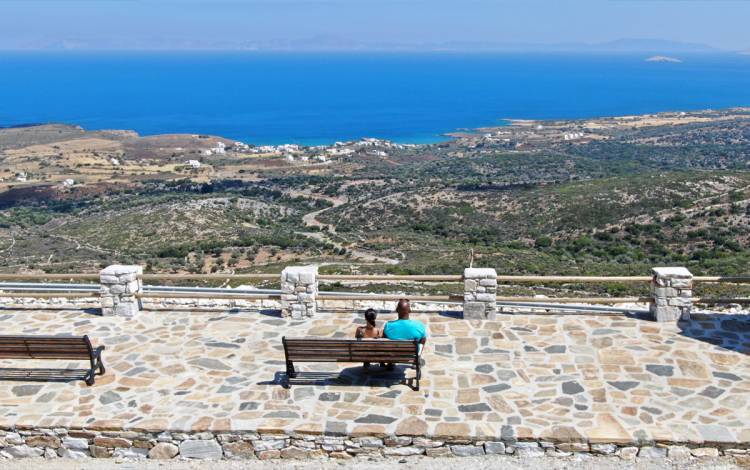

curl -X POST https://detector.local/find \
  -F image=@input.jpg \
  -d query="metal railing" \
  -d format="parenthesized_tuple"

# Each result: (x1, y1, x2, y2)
(1, 272, 749, 306)
(3, 272, 750, 283)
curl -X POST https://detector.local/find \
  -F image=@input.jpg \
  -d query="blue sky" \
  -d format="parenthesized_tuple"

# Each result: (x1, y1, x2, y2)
(1, 0, 749, 51)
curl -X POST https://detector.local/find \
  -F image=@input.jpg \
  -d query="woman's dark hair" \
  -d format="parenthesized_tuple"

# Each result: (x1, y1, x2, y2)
(364, 308, 377, 325)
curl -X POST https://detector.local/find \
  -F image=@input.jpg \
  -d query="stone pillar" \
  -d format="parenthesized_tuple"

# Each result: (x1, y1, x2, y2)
(280, 266, 318, 319)
(651, 267, 693, 322)
(99, 265, 143, 317)
(463, 268, 498, 320)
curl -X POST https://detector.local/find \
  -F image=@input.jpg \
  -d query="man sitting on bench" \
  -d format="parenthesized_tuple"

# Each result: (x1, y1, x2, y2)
(383, 299, 427, 369)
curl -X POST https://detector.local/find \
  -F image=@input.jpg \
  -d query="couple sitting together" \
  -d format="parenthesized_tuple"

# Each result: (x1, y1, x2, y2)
(355, 298, 427, 352)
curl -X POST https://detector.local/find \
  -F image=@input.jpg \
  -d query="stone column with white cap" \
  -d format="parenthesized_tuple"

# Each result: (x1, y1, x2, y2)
(651, 267, 693, 322)
(463, 268, 498, 320)
(280, 265, 318, 319)
(99, 265, 143, 317)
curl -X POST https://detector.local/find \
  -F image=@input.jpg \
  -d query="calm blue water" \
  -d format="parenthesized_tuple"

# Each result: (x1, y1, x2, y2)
(1, 52, 749, 145)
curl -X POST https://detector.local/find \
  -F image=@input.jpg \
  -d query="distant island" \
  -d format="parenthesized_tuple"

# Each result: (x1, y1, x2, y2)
(646, 55, 682, 63)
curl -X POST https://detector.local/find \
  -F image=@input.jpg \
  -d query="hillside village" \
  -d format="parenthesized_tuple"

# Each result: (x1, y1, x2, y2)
(0, 125, 420, 190)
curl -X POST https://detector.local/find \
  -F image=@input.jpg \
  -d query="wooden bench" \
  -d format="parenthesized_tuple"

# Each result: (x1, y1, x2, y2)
(282, 337, 422, 390)
(0, 335, 105, 386)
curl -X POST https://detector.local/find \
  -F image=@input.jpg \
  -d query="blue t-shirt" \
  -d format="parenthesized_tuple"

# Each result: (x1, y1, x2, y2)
(383, 319, 427, 342)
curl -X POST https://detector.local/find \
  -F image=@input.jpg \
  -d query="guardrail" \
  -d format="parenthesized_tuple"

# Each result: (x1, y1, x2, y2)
(1, 271, 749, 310)
(140, 274, 277, 281)
(0, 274, 100, 281)
(3, 272, 750, 283)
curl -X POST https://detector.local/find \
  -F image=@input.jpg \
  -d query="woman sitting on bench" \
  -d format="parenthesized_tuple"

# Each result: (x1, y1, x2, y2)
(355, 308, 382, 340)
(355, 308, 383, 369)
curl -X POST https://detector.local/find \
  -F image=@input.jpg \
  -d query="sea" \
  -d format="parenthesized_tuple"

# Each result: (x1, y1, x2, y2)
(1, 52, 749, 146)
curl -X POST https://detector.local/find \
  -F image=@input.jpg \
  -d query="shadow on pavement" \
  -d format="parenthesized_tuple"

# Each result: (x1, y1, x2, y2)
(0, 367, 88, 383)
(680, 313, 750, 355)
(262, 364, 418, 390)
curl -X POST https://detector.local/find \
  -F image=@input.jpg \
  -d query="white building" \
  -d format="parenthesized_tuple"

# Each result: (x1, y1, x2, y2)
(62, 179, 75, 187)
(186, 160, 202, 169)
(15, 172, 27, 182)
(278, 144, 301, 153)
(563, 132, 584, 141)
(110, 158, 121, 166)
(327, 147, 355, 156)
(212, 142, 226, 154)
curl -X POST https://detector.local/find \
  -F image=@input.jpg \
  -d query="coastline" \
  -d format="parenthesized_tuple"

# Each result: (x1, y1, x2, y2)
(5, 106, 750, 149)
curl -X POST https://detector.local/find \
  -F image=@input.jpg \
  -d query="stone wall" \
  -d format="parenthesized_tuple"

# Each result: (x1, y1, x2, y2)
(463, 268, 498, 320)
(99, 265, 143, 317)
(651, 267, 693, 322)
(0, 428, 746, 462)
(280, 266, 318, 319)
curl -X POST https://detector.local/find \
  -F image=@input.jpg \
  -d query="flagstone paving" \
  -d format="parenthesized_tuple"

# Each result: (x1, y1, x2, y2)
(0, 308, 748, 445)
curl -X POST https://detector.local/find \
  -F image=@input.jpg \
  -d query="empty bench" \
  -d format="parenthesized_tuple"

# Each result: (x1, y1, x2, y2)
(282, 337, 422, 390)
(0, 335, 105, 386)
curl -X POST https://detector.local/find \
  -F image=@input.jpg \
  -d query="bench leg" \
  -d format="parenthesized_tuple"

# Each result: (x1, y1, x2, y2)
(415, 360, 422, 391)
(86, 347, 105, 386)
(96, 355, 106, 377)
(85, 368, 96, 386)
(86, 361, 105, 385)
(286, 361, 297, 379)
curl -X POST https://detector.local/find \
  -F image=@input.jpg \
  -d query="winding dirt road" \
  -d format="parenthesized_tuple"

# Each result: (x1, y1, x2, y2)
(287, 190, 400, 265)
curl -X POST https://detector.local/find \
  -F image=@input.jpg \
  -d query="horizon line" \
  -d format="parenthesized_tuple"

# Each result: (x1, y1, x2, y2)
(0, 48, 747, 54)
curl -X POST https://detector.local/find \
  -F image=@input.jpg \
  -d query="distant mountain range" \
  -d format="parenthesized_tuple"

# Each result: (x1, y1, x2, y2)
(428, 38, 719, 53)
(568, 38, 716, 53)
(0, 36, 739, 54)
(254, 37, 722, 53)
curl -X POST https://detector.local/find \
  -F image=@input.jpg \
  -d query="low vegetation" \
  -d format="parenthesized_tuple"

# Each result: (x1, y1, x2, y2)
(2, 110, 750, 299)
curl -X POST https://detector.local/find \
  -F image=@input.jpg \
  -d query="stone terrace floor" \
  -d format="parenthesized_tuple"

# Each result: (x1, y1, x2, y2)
(0, 308, 748, 445)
